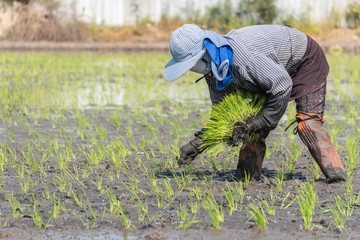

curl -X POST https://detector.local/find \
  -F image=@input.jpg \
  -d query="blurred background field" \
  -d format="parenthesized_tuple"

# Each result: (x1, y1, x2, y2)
(1, 0, 360, 45)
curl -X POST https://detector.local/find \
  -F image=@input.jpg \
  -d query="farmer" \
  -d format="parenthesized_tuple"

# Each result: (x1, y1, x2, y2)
(163, 24, 347, 183)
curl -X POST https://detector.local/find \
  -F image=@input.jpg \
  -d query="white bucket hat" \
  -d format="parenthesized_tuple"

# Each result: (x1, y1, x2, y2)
(163, 24, 206, 82)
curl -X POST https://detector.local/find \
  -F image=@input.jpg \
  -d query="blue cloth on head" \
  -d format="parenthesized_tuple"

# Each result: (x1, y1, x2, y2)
(203, 30, 233, 90)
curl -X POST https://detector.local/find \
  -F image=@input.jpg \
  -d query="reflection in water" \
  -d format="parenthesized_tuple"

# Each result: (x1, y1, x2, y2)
(62, 80, 210, 109)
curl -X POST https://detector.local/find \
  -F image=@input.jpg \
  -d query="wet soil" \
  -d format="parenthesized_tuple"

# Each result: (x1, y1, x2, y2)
(0, 96, 359, 240)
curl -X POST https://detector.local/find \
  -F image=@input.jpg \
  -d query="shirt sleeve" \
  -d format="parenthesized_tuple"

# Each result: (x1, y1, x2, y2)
(246, 55, 292, 132)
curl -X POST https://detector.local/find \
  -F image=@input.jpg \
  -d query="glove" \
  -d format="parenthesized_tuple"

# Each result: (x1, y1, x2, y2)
(228, 121, 255, 147)
(178, 137, 204, 166)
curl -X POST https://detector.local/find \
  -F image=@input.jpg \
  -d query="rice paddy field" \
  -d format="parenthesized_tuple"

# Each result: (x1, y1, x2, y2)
(0, 49, 359, 239)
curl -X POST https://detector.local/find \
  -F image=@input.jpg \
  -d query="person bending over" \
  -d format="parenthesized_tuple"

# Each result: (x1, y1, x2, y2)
(163, 24, 346, 183)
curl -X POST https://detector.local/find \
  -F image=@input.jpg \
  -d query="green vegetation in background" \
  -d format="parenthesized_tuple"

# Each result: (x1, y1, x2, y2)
(346, 2, 360, 28)
(0, 52, 209, 113)
(6, 0, 360, 42)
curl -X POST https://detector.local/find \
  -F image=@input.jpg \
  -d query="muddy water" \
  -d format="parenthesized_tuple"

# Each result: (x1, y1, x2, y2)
(2, 226, 355, 240)
(0, 53, 359, 239)
(0, 99, 359, 240)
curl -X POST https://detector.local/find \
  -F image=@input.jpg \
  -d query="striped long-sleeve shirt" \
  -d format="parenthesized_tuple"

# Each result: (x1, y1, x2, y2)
(205, 25, 308, 132)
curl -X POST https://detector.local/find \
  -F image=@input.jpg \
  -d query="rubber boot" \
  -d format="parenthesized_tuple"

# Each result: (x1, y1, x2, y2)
(296, 112, 347, 183)
(236, 133, 268, 181)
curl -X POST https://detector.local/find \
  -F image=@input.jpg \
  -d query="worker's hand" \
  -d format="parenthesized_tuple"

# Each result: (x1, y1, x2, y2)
(228, 122, 255, 147)
(178, 137, 203, 166)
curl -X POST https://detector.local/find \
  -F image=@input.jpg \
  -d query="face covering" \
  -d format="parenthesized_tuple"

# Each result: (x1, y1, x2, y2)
(203, 30, 234, 90)
(190, 59, 210, 74)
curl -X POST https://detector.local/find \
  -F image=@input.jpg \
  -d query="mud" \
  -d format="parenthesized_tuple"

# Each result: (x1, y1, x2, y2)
(0, 95, 359, 240)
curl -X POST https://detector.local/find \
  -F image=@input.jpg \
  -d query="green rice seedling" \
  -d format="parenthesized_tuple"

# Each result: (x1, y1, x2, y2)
(41, 183, 51, 200)
(172, 172, 191, 192)
(90, 175, 103, 191)
(126, 125, 133, 139)
(87, 202, 98, 229)
(345, 134, 359, 176)
(177, 203, 199, 229)
(139, 136, 147, 152)
(261, 198, 275, 216)
(280, 192, 297, 209)
(222, 152, 237, 172)
(149, 212, 165, 222)
(168, 142, 180, 161)
(189, 185, 203, 202)
(105, 189, 118, 215)
(7, 129, 15, 142)
(270, 188, 275, 204)
(165, 154, 175, 169)
(88, 130, 97, 145)
(105, 188, 133, 228)
(203, 197, 224, 229)
(6, 192, 23, 219)
(243, 171, 251, 184)
(344, 174, 358, 205)
(130, 140, 138, 152)
(329, 122, 345, 148)
(52, 197, 64, 219)
(76, 111, 92, 130)
(156, 189, 166, 209)
(205, 143, 227, 159)
(0, 149, 8, 173)
(116, 204, 132, 229)
(234, 181, 245, 206)
(17, 176, 33, 193)
(223, 188, 237, 216)
(54, 174, 68, 192)
(207, 158, 220, 173)
(14, 164, 25, 180)
(286, 142, 302, 174)
(21, 147, 36, 174)
(125, 176, 145, 202)
(285, 103, 297, 141)
(274, 164, 286, 192)
(104, 168, 115, 182)
(297, 181, 317, 230)
(328, 194, 354, 230)
(223, 182, 238, 216)
(55, 153, 70, 172)
(69, 188, 83, 207)
(200, 92, 266, 152)
(137, 199, 148, 222)
(86, 148, 102, 165)
(2, 212, 11, 228)
(81, 167, 90, 178)
(108, 143, 130, 169)
(307, 159, 321, 181)
(190, 197, 200, 214)
(346, 105, 358, 126)
(150, 147, 157, 160)
(108, 112, 122, 130)
(157, 139, 165, 154)
(29, 203, 43, 228)
(247, 203, 267, 229)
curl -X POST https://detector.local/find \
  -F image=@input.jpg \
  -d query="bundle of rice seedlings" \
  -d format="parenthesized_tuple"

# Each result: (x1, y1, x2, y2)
(200, 92, 266, 152)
